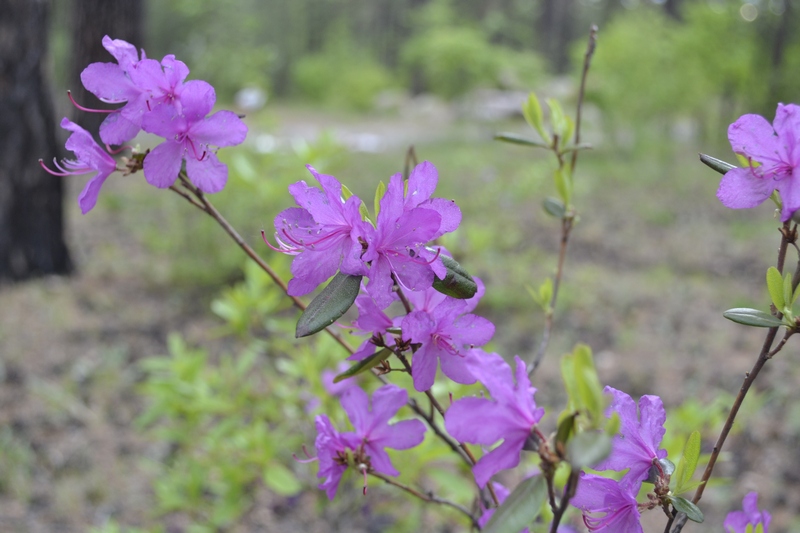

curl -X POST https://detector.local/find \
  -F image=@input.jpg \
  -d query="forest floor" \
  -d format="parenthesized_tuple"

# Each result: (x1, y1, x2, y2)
(1, 102, 799, 532)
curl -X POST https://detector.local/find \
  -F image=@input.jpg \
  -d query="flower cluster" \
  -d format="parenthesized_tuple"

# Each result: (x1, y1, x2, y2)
(42, 36, 247, 213)
(724, 492, 771, 533)
(311, 384, 425, 499)
(571, 387, 668, 532)
(273, 161, 460, 308)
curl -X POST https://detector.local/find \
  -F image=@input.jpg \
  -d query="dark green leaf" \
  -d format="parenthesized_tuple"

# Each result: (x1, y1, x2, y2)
(566, 432, 612, 469)
(493, 132, 549, 148)
(722, 308, 783, 328)
(543, 197, 566, 218)
(483, 476, 547, 533)
(433, 255, 477, 299)
(555, 412, 577, 453)
(699, 154, 736, 175)
(670, 496, 704, 523)
(296, 273, 362, 338)
(333, 348, 392, 383)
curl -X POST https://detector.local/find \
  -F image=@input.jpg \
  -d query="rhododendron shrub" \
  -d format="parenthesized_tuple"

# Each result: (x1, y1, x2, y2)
(42, 31, 798, 533)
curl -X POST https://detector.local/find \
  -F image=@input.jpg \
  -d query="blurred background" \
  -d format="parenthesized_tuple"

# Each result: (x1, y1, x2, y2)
(2, 0, 800, 531)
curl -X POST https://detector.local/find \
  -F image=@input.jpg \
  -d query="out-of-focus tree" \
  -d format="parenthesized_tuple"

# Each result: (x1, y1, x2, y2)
(0, 0, 71, 281)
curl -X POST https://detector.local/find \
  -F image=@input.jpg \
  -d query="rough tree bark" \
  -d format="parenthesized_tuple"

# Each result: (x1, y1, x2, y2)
(0, 0, 72, 281)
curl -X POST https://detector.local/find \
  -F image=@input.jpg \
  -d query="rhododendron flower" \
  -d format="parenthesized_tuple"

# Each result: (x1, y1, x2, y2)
(571, 472, 643, 533)
(313, 414, 351, 500)
(445, 352, 544, 487)
(401, 161, 461, 239)
(40, 118, 118, 214)
(718, 103, 800, 221)
(274, 166, 368, 296)
(724, 492, 771, 533)
(142, 81, 247, 193)
(309, 385, 425, 500)
(402, 284, 494, 392)
(348, 294, 399, 361)
(593, 387, 667, 488)
(341, 385, 426, 476)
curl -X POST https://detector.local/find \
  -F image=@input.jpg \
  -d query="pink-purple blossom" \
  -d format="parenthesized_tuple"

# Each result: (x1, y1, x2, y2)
(401, 284, 494, 392)
(141, 81, 248, 193)
(445, 352, 544, 487)
(724, 492, 771, 533)
(593, 387, 667, 489)
(274, 166, 369, 296)
(571, 472, 643, 533)
(348, 294, 399, 361)
(718, 103, 800, 222)
(310, 385, 425, 500)
(40, 118, 118, 214)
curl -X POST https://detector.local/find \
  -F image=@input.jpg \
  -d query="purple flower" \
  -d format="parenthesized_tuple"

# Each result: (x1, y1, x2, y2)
(718, 103, 800, 222)
(402, 286, 494, 392)
(402, 161, 461, 239)
(274, 166, 368, 296)
(40, 118, 117, 214)
(340, 385, 426, 477)
(142, 81, 247, 193)
(445, 352, 544, 487)
(361, 172, 446, 309)
(724, 492, 771, 533)
(313, 414, 351, 500)
(309, 385, 425, 500)
(593, 387, 667, 488)
(571, 473, 643, 533)
(348, 294, 399, 361)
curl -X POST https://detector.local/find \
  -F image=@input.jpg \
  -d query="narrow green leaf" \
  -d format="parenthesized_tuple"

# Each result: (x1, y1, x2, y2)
(373, 180, 386, 220)
(494, 132, 549, 148)
(296, 273, 362, 337)
(547, 98, 569, 144)
(554, 167, 572, 206)
(263, 462, 302, 495)
(432, 254, 477, 299)
(766, 267, 785, 310)
(522, 92, 549, 144)
(670, 496, 704, 523)
(676, 480, 705, 494)
(340, 184, 355, 200)
(674, 430, 701, 494)
(699, 153, 736, 175)
(555, 412, 577, 452)
(483, 476, 547, 533)
(723, 308, 783, 328)
(333, 348, 392, 383)
(783, 272, 793, 312)
(543, 197, 566, 219)
(793, 282, 800, 306)
(566, 432, 612, 469)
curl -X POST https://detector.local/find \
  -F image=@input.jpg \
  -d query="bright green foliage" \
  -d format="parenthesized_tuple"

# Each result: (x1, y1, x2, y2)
(673, 430, 702, 495)
(527, 277, 553, 313)
(522, 92, 549, 145)
(373, 180, 386, 219)
(766, 266, 785, 310)
(559, 344, 608, 431)
(137, 332, 310, 528)
(483, 475, 547, 533)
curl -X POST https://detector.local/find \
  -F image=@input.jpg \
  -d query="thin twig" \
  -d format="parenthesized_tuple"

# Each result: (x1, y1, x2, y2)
(670, 223, 795, 533)
(550, 470, 580, 533)
(570, 25, 598, 174)
(369, 471, 478, 527)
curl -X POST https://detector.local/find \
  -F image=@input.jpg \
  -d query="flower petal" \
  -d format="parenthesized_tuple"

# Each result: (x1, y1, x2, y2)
(717, 168, 775, 209)
(728, 113, 784, 166)
(471, 436, 526, 488)
(143, 140, 183, 188)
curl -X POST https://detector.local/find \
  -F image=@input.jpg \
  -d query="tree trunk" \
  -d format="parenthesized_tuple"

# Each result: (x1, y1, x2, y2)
(0, 0, 72, 281)
(537, 0, 577, 74)
(70, 0, 144, 136)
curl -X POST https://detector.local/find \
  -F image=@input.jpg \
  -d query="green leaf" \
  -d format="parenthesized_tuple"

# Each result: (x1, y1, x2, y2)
(670, 496, 704, 523)
(766, 267, 785, 310)
(699, 153, 736, 175)
(723, 308, 783, 328)
(340, 184, 355, 200)
(483, 476, 547, 533)
(263, 462, 302, 496)
(432, 254, 478, 299)
(783, 272, 794, 312)
(674, 430, 701, 494)
(566, 432, 612, 469)
(555, 412, 577, 452)
(522, 92, 550, 144)
(333, 348, 392, 383)
(296, 273, 362, 337)
(373, 180, 386, 219)
(493, 132, 549, 148)
(543, 197, 566, 219)
(546, 98, 569, 145)
(553, 167, 572, 206)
